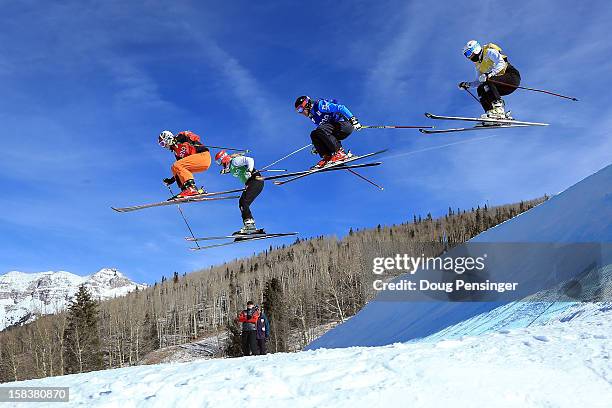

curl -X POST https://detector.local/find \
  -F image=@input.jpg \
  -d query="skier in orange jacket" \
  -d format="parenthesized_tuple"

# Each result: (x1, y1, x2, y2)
(158, 130, 212, 198)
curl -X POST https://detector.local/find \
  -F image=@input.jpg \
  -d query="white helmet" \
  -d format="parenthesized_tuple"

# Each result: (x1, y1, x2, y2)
(158, 130, 175, 148)
(463, 40, 482, 59)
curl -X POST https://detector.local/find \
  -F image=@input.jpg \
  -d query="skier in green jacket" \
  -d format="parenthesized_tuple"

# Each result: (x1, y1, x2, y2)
(215, 150, 264, 235)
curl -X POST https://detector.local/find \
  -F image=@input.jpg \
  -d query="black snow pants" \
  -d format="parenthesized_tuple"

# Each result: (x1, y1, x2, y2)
(239, 173, 264, 221)
(477, 63, 521, 111)
(310, 121, 354, 157)
(241, 330, 258, 356)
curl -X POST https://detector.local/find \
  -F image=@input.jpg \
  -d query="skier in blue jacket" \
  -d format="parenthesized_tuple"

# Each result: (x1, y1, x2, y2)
(294, 96, 362, 169)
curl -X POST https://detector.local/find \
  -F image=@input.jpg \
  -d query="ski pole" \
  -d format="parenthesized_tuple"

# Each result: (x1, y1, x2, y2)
(260, 143, 312, 171)
(487, 78, 578, 101)
(464, 88, 481, 105)
(205, 145, 250, 152)
(166, 185, 200, 249)
(362, 125, 433, 129)
(258, 169, 287, 173)
(346, 169, 384, 191)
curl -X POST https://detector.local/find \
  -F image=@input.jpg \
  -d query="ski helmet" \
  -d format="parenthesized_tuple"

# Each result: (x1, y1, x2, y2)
(158, 130, 175, 148)
(215, 150, 231, 166)
(294, 95, 311, 113)
(463, 40, 482, 59)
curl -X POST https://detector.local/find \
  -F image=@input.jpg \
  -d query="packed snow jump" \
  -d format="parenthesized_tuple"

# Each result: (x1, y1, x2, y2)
(112, 38, 577, 250)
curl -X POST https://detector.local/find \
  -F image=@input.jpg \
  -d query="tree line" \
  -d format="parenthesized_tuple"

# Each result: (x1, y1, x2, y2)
(0, 197, 547, 382)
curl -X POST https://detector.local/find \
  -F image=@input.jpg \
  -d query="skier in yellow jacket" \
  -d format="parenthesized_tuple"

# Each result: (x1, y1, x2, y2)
(458, 40, 521, 121)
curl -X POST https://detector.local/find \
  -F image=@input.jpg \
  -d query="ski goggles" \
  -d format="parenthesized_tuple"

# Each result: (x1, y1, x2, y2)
(158, 139, 171, 148)
(463, 48, 474, 58)
(296, 99, 309, 113)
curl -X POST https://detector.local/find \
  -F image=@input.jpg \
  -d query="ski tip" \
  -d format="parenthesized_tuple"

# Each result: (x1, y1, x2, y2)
(273, 181, 283, 186)
(424, 112, 434, 118)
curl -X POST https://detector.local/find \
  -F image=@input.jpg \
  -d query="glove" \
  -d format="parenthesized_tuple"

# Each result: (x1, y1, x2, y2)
(349, 116, 362, 131)
(219, 167, 230, 175)
(478, 73, 489, 83)
(458, 81, 470, 90)
(244, 171, 252, 180)
(163, 177, 175, 186)
(311, 146, 319, 155)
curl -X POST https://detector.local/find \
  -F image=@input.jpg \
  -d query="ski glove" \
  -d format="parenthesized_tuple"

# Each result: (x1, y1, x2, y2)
(478, 73, 489, 83)
(311, 146, 319, 155)
(244, 171, 252, 180)
(349, 116, 362, 131)
(458, 81, 470, 90)
(163, 177, 176, 186)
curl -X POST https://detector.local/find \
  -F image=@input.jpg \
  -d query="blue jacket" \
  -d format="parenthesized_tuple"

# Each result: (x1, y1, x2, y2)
(308, 98, 354, 126)
(256, 311, 270, 340)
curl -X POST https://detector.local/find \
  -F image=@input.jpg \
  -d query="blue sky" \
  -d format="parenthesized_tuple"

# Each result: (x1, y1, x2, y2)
(1, 0, 610, 284)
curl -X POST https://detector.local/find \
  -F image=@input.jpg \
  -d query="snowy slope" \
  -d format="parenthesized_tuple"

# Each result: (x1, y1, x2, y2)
(0, 268, 146, 330)
(308, 163, 612, 349)
(6, 302, 612, 408)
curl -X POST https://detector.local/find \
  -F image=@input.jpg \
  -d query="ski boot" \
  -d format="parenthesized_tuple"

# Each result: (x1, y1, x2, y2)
(173, 179, 200, 199)
(312, 155, 331, 169)
(233, 219, 264, 239)
(480, 100, 511, 125)
(328, 147, 349, 165)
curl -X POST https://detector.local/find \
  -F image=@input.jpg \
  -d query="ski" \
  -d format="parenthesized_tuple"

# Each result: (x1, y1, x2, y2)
(273, 150, 387, 186)
(263, 161, 382, 181)
(189, 232, 298, 250)
(420, 124, 531, 134)
(424, 112, 549, 127)
(112, 188, 244, 213)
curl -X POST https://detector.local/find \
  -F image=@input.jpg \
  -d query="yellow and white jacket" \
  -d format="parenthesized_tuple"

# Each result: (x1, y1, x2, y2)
(468, 43, 508, 87)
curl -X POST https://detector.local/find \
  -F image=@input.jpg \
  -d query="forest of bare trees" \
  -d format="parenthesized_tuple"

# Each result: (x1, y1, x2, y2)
(0, 197, 547, 383)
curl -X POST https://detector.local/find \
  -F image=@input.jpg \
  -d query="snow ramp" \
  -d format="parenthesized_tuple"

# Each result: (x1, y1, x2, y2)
(307, 164, 612, 349)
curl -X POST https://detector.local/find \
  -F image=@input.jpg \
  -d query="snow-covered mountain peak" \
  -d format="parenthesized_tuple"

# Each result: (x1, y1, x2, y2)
(0, 268, 146, 331)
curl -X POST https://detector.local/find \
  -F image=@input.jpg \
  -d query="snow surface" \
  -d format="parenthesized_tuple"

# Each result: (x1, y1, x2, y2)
(6, 302, 612, 408)
(308, 163, 612, 349)
(0, 268, 145, 330)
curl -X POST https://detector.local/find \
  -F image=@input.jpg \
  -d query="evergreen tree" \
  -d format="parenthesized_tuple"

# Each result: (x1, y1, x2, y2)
(223, 320, 243, 357)
(63, 285, 103, 374)
(263, 277, 289, 353)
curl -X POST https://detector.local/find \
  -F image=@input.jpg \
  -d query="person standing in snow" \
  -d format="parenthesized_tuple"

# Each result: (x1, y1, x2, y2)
(237, 301, 260, 356)
(458, 40, 521, 121)
(214, 151, 264, 235)
(256, 308, 270, 355)
(294, 95, 363, 169)
(158, 130, 211, 198)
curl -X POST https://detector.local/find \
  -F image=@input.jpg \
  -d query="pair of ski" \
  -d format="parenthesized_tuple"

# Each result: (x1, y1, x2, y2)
(420, 113, 549, 134)
(186, 230, 298, 250)
(269, 149, 387, 186)
(111, 188, 245, 213)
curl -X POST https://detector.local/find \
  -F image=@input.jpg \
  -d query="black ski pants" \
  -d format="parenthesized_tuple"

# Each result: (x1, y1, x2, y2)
(310, 121, 354, 157)
(241, 330, 258, 356)
(477, 63, 521, 111)
(239, 173, 264, 221)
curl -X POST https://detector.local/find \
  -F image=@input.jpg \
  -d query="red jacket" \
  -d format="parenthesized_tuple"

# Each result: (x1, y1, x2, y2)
(238, 308, 260, 331)
(171, 131, 208, 159)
